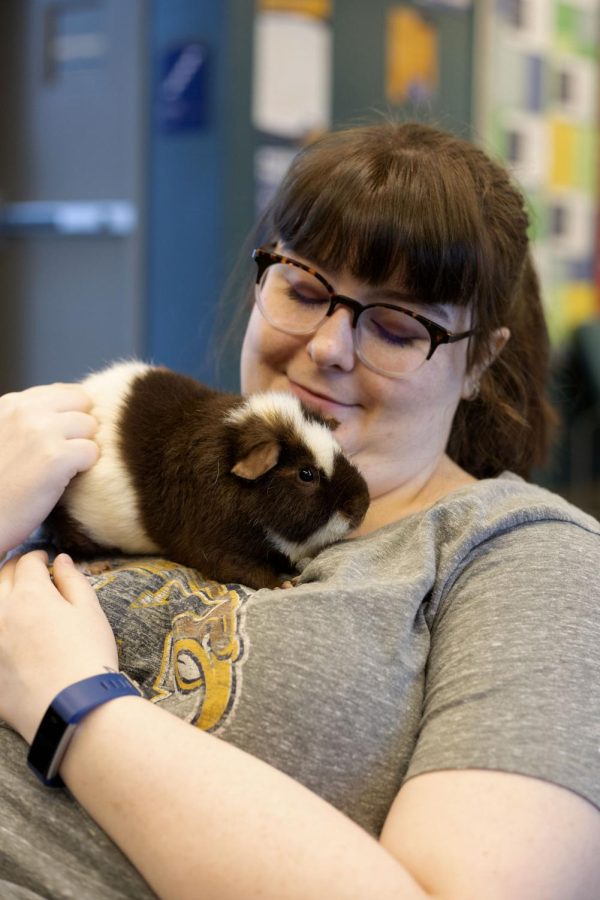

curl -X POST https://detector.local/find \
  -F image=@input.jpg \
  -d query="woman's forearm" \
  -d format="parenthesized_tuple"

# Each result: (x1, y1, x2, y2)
(60, 696, 428, 900)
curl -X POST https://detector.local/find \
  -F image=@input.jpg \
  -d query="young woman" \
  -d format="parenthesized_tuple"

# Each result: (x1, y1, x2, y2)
(0, 122, 599, 899)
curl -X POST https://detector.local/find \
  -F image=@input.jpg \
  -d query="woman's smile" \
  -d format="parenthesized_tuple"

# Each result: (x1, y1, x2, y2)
(286, 377, 360, 418)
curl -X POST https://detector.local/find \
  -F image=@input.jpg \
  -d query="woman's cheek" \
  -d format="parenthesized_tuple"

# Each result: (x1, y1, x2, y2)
(240, 308, 267, 392)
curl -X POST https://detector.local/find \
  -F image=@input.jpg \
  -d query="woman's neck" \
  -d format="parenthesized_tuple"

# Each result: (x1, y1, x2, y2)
(351, 454, 476, 537)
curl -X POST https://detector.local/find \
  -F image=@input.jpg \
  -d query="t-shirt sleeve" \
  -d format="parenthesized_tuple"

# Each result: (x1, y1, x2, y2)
(404, 519, 600, 811)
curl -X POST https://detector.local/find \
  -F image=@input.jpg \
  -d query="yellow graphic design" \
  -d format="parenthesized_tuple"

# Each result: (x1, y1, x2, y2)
(88, 557, 250, 733)
(152, 593, 246, 731)
(89, 556, 189, 583)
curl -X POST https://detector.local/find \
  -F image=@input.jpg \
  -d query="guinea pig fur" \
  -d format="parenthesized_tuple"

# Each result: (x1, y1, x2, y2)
(46, 361, 370, 590)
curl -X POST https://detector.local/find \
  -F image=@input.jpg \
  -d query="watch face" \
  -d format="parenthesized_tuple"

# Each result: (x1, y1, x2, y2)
(27, 708, 74, 785)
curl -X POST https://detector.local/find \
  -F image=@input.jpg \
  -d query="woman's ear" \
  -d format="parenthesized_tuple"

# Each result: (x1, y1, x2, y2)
(461, 327, 510, 401)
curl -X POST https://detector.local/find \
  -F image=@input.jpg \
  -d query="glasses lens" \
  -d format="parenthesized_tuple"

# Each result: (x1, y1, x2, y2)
(256, 263, 330, 335)
(357, 307, 432, 376)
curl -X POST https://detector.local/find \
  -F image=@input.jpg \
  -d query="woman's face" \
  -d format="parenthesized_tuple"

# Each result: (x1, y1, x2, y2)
(240, 250, 477, 499)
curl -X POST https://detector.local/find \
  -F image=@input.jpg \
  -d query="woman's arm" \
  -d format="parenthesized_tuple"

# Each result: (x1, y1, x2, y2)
(0, 383, 98, 555)
(64, 682, 427, 900)
(2, 553, 600, 900)
(65, 692, 600, 900)
(382, 768, 600, 900)
(0, 553, 426, 900)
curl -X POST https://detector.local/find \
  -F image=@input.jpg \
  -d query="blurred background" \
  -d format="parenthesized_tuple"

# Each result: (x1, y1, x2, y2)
(0, 0, 598, 514)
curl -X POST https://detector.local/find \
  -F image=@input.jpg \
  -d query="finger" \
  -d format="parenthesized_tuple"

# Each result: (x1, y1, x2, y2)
(9, 552, 80, 618)
(0, 555, 17, 592)
(62, 437, 101, 475)
(7, 551, 53, 597)
(50, 384, 93, 413)
(58, 410, 99, 440)
(13, 550, 50, 578)
(52, 553, 99, 607)
(28, 383, 93, 413)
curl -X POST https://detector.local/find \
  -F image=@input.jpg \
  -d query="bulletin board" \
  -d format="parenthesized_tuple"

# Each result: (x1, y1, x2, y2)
(475, 0, 600, 344)
(252, 0, 333, 213)
(333, 1, 474, 136)
(251, 0, 475, 214)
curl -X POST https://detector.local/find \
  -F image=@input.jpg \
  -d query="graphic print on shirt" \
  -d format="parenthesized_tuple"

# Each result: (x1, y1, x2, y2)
(151, 593, 248, 731)
(90, 558, 252, 734)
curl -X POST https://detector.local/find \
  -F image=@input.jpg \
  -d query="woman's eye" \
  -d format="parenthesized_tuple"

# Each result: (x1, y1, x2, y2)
(297, 466, 318, 484)
(284, 286, 329, 308)
(372, 321, 415, 346)
(364, 310, 430, 347)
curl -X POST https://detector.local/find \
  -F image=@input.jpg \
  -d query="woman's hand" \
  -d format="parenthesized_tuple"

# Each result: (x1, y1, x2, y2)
(0, 551, 118, 744)
(0, 383, 99, 555)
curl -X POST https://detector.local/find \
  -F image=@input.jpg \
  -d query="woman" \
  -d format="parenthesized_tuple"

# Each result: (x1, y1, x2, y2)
(0, 121, 599, 899)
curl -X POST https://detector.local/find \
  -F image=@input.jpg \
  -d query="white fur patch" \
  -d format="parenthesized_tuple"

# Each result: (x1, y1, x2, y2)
(226, 391, 338, 477)
(266, 511, 351, 563)
(63, 360, 160, 553)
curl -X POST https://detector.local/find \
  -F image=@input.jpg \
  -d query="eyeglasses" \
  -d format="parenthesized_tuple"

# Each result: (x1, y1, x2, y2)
(252, 248, 475, 378)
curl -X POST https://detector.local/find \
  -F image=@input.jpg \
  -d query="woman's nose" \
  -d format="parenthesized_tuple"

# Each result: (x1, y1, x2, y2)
(306, 306, 355, 371)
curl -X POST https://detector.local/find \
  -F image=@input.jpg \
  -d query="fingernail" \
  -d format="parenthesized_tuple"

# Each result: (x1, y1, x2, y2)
(57, 553, 74, 566)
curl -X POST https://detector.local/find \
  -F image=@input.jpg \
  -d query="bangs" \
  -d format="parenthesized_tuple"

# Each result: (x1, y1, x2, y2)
(268, 127, 485, 308)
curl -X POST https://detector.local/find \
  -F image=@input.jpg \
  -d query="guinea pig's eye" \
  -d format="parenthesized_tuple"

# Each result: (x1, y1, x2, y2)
(297, 466, 318, 484)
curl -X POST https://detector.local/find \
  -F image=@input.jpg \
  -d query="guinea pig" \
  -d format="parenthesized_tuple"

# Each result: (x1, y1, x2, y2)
(46, 360, 370, 589)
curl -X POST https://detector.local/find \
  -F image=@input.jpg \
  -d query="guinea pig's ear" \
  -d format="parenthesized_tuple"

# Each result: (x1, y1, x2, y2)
(231, 440, 280, 480)
(323, 415, 340, 431)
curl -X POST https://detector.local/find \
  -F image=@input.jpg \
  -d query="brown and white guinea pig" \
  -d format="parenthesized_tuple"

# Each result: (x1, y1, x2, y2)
(45, 360, 370, 590)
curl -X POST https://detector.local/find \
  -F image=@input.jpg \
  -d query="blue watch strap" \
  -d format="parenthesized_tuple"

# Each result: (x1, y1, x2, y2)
(27, 672, 142, 788)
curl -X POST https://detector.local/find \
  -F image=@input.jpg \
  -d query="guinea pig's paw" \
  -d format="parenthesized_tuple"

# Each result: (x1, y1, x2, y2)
(276, 575, 301, 589)
(74, 559, 114, 576)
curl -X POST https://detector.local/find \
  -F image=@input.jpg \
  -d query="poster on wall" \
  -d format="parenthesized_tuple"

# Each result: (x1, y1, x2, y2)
(252, 11, 332, 140)
(386, 6, 439, 105)
(478, 0, 600, 340)
(252, 0, 333, 211)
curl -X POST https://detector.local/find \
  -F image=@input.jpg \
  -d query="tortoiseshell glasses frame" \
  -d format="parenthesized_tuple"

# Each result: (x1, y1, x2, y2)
(252, 247, 476, 378)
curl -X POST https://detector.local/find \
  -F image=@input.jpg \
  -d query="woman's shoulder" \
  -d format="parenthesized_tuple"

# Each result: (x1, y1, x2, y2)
(398, 472, 600, 544)
(359, 471, 599, 557)
(332, 472, 599, 595)
(440, 471, 600, 534)
(415, 473, 600, 615)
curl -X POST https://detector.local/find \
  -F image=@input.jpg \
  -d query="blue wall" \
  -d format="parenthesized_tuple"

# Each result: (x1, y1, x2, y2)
(147, 0, 229, 383)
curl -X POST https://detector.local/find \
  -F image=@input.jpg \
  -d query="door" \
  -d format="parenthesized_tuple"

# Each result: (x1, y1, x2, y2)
(0, 0, 147, 391)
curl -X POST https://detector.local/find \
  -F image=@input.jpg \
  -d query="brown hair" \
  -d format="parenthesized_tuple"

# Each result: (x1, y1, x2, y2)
(257, 120, 556, 479)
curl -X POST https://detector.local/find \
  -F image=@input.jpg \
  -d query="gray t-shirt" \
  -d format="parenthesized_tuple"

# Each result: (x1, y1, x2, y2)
(1, 473, 599, 899)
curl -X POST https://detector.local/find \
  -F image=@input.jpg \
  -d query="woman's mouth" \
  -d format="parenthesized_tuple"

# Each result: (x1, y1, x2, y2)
(287, 379, 357, 416)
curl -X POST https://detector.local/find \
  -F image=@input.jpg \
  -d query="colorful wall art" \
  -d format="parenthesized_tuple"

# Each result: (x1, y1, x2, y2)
(475, 0, 600, 343)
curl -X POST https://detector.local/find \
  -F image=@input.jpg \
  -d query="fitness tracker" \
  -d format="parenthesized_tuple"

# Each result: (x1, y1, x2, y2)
(27, 671, 142, 788)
